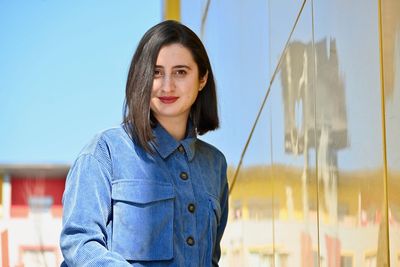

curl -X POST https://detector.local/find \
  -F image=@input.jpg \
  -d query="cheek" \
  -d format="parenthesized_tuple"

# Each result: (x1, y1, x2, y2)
(188, 90, 199, 104)
(149, 99, 157, 113)
(149, 91, 158, 109)
(152, 80, 162, 93)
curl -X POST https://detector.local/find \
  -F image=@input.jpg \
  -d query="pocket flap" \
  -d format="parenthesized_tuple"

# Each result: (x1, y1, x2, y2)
(112, 180, 175, 204)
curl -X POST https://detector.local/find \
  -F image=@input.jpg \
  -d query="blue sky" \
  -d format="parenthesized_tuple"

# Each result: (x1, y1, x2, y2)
(0, 1, 161, 163)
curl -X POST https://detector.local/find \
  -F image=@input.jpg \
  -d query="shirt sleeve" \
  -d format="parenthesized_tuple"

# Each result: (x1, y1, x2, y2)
(212, 160, 229, 267)
(60, 154, 131, 267)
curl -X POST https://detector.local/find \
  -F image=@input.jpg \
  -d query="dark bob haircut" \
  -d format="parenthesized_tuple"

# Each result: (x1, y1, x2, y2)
(123, 20, 219, 152)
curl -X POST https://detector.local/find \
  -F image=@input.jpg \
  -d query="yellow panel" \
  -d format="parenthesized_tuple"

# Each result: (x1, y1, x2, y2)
(381, 0, 400, 265)
(164, 0, 180, 21)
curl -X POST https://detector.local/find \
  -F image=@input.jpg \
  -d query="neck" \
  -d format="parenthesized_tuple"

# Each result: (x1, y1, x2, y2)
(157, 117, 188, 141)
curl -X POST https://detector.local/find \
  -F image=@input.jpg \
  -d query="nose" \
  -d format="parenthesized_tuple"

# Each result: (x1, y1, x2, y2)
(161, 75, 175, 93)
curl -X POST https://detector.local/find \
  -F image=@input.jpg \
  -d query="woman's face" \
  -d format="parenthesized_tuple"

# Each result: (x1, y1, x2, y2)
(150, 43, 207, 126)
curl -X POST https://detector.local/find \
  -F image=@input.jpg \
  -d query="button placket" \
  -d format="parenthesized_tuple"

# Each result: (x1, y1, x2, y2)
(171, 148, 197, 256)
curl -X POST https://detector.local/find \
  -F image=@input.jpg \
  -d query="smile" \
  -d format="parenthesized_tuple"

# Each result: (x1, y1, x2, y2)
(159, 96, 179, 104)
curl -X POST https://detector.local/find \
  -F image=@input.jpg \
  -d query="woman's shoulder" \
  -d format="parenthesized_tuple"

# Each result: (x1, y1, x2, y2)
(77, 125, 130, 158)
(196, 139, 226, 163)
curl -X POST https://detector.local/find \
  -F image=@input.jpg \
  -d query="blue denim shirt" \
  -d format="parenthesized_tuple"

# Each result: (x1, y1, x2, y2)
(60, 123, 229, 267)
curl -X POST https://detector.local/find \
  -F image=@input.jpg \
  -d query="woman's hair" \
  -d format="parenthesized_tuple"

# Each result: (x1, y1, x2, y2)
(123, 20, 219, 152)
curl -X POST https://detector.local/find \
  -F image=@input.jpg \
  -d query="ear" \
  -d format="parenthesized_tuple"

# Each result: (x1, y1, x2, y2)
(199, 71, 208, 91)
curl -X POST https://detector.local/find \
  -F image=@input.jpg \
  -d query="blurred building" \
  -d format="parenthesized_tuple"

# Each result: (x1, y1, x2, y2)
(0, 166, 67, 266)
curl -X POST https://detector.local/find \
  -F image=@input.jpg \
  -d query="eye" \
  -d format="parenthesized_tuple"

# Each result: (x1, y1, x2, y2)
(175, 69, 187, 76)
(174, 69, 187, 77)
(154, 68, 163, 78)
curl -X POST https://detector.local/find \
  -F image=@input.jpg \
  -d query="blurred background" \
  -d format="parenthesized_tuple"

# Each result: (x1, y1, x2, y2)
(0, 0, 399, 266)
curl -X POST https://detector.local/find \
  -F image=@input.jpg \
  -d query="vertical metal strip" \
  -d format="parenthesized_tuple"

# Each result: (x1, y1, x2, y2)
(377, 0, 391, 265)
(309, 0, 321, 266)
(267, 3, 276, 263)
(200, 0, 211, 39)
(163, 0, 180, 21)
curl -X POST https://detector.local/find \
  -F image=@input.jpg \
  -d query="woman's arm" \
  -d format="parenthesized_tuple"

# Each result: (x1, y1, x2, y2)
(60, 154, 131, 267)
(212, 160, 229, 267)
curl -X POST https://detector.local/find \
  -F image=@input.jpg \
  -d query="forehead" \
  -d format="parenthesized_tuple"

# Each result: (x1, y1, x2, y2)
(156, 43, 195, 65)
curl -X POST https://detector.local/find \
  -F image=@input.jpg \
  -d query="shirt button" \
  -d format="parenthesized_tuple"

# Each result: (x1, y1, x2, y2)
(180, 172, 188, 180)
(178, 145, 185, 153)
(186, 236, 195, 246)
(188, 203, 196, 213)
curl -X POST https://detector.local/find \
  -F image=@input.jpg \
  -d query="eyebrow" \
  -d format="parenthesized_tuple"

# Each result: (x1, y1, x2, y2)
(155, 65, 192, 70)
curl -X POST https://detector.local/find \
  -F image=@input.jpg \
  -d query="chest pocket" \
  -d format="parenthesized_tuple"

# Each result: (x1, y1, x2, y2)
(111, 180, 175, 261)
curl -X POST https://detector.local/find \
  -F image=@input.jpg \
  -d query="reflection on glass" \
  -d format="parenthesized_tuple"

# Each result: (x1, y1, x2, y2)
(215, 0, 399, 266)
(273, 2, 319, 266)
(314, 1, 387, 266)
(281, 37, 348, 224)
(279, 35, 349, 266)
(222, 104, 274, 267)
(316, 38, 347, 267)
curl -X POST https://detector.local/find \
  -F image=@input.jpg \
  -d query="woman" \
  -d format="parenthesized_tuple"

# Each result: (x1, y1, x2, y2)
(60, 20, 229, 267)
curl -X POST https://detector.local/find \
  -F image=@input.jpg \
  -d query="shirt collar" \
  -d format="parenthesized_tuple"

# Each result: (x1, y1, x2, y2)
(152, 122, 197, 161)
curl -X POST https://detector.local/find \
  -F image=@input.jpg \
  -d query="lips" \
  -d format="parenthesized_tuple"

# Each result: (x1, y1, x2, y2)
(159, 96, 179, 104)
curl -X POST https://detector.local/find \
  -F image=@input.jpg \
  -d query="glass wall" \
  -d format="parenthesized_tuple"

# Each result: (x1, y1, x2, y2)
(313, 1, 387, 266)
(182, 0, 399, 266)
(270, 1, 320, 266)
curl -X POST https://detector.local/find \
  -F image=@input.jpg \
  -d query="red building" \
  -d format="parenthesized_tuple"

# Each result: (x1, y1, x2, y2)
(0, 164, 68, 267)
